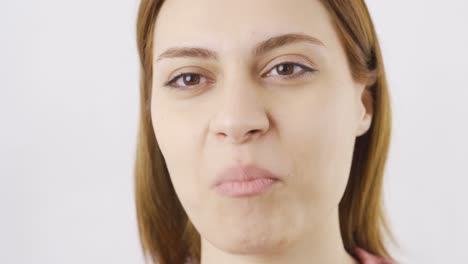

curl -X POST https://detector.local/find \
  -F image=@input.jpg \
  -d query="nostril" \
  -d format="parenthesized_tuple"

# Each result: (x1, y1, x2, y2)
(248, 129, 263, 137)
(216, 132, 227, 138)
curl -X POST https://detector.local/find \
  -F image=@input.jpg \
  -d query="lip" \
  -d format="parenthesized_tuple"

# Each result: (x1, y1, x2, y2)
(212, 164, 281, 197)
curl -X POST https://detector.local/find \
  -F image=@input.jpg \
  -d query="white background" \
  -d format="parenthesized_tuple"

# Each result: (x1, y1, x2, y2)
(1, 1, 467, 263)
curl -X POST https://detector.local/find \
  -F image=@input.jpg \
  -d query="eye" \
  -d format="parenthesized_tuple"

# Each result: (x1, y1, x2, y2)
(263, 62, 316, 79)
(163, 72, 210, 89)
(163, 62, 317, 90)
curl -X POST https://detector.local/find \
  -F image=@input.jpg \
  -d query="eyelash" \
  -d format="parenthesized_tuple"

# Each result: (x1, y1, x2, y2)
(163, 62, 317, 89)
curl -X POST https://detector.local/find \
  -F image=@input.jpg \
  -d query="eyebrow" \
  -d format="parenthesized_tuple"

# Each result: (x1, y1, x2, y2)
(155, 33, 325, 63)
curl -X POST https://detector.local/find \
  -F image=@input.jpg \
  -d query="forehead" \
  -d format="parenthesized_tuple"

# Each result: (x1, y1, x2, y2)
(153, 0, 337, 57)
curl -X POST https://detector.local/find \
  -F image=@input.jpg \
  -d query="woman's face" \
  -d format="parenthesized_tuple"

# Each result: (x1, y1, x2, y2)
(151, 0, 372, 255)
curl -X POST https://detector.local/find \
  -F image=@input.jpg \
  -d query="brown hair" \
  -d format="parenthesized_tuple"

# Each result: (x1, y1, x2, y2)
(134, 0, 399, 263)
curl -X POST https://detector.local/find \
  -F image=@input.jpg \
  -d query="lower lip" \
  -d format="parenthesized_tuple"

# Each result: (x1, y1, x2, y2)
(214, 178, 278, 197)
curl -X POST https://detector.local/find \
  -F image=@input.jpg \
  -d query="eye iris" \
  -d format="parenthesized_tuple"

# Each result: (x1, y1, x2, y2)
(277, 64, 294, 75)
(183, 74, 200, 85)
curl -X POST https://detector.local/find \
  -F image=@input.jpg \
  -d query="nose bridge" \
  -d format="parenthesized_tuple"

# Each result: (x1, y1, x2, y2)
(209, 69, 270, 144)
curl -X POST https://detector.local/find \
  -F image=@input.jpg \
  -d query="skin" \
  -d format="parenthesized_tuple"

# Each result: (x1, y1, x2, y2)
(151, 0, 372, 263)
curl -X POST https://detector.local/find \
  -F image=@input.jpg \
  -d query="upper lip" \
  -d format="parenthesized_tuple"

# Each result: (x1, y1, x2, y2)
(212, 164, 281, 187)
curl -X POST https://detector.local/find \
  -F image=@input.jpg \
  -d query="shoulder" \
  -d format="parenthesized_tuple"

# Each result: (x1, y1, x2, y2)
(184, 248, 395, 264)
(184, 256, 198, 264)
(354, 247, 396, 264)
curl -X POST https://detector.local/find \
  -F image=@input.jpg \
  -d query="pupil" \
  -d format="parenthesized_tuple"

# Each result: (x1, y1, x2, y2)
(278, 64, 293, 75)
(184, 74, 199, 85)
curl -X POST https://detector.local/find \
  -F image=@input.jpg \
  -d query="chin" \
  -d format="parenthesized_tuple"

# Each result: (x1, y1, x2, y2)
(206, 229, 293, 255)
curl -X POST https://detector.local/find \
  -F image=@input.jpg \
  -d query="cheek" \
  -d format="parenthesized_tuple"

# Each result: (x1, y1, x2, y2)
(151, 93, 200, 162)
(282, 87, 357, 205)
(151, 101, 205, 204)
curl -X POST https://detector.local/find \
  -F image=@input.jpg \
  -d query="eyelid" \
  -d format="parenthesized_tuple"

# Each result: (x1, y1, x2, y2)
(262, 61, 317, 77)
(164, 72, 210, 88)
(164, 66, 213, 87)
(262, 54, 318, 73)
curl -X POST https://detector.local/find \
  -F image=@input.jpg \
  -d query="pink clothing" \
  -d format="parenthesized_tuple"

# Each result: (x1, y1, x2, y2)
(354, 247, 396, 264)
(185, 247, 395, 264)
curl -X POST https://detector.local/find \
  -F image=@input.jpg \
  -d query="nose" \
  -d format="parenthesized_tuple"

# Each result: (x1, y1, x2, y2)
(209, 83, 270, 144)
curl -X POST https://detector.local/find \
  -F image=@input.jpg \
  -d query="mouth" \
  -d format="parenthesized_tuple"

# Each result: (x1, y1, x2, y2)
(212, 164, 281, 197)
